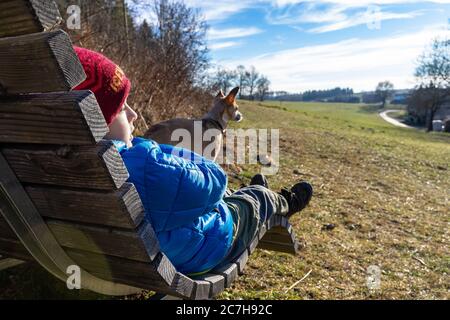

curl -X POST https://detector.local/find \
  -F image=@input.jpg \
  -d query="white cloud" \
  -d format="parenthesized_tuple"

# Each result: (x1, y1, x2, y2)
(218, 24, 449, 92)
(183, 0, 255, 21)
(180, 0, 449, 22)
(131, 0, 449, 34)
(308, 9, 424, 33)
(209, 41, 242, 50)
(265, 2, 433, 33)
(208, 27, 264, 40)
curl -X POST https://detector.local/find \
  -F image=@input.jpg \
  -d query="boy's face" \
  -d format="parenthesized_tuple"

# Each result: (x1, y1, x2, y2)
(105, 101, 138, 148)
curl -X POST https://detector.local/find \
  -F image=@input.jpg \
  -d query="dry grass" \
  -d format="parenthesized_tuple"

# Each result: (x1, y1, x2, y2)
(219, 101, 449, 300)
(0, 101, 448, 300)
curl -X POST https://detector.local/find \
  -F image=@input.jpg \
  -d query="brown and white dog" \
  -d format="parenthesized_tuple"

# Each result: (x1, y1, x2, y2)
(144, 87, 243, 161)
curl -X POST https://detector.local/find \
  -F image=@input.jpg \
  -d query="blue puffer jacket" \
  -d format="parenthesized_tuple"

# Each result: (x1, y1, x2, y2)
(113, 138, 234, 275)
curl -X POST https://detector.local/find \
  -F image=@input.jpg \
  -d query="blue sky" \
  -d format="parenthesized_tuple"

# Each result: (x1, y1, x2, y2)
(138, 1, 450, 92)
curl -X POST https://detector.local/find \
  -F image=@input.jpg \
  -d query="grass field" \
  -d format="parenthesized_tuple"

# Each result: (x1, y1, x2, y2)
(220, 100, 449, 300)
(1, 101, 449, 300)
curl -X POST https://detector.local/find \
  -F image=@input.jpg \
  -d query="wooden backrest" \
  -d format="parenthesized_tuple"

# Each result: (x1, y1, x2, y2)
(0, 1, 299, 300)
(0, 0, 198, 298)
(0, 0, 62, 38)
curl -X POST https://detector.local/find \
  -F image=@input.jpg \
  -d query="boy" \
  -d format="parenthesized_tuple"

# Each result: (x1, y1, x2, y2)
(74, 47, 313, 275)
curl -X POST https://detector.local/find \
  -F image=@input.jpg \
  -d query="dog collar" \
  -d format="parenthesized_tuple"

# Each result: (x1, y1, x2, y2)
(205, 118, 226, 133)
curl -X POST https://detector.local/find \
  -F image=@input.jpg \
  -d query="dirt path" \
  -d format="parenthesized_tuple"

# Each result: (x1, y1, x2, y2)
(379, 110, 414, 129)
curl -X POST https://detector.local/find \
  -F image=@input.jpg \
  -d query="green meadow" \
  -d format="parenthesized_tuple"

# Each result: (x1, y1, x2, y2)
(1, 101, 448, 299)
(220, 100, 449, 299)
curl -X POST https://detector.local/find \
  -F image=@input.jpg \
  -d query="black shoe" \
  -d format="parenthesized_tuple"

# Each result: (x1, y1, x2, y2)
(250, 174, 269, 188)
(280, 181, 313, 218)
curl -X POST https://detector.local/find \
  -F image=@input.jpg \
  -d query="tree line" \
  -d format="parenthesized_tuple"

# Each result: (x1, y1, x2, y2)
(211, 66, 271, 101)
(264, 87, 361, 103)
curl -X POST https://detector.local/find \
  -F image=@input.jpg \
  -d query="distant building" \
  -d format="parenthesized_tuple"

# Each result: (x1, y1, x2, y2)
(391, 90, 411, 105)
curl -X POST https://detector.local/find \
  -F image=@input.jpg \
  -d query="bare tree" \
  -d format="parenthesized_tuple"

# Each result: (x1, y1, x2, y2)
(415, 38, 450, 131)
(236, 65, 248, 99)
(214, 68, 237, 94)
(256, 76, 270, 101)
(375, 81, 394, 108)
(247, 66, 259, 101)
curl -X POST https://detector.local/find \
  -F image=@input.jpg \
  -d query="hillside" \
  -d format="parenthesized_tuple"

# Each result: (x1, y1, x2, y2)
(220, 101, 449, 299)
(1, 101, 448, 300)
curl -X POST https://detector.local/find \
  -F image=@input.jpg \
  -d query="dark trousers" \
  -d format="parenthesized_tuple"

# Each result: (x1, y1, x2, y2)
(217, 185, 289, 266)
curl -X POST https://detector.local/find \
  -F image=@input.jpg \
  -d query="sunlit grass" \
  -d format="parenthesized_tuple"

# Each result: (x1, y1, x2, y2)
(1, 101, 448, 300)
(220, 100, 449, 299)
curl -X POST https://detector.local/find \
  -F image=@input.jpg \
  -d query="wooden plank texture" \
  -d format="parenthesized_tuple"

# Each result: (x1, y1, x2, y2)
(1, 141, 129, 190)
(0, 215, 159, 262)
(191, 280, 211, 300)
(193, 274, 225, 298)
(170, 272, 195, 299)
(258, 240, 298, 255)
(65, 250, 177, 295)
(25, 183, 144, 229)
(262, 231, 295, 244)
(212, 263, 238, 288)
(0, 30, 85, 94)
(233, 249, 249, 275)
(45, 219, 159, 262)
(248, 235, 259, 255)
(0, 0, 62, 38)
(0, 237, 181, 296)
(0, 91, 108, 145)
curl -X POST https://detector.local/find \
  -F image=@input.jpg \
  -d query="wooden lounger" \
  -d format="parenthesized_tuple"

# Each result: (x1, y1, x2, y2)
(0, 0, 300, 300)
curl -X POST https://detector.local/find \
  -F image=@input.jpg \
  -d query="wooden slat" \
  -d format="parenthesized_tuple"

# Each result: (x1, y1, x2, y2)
(0, 0, 62, 38)
(25, 183, 144, 229)
(262, 224, 295, 241)
(191, 280, 211, 300)
(212, 263, 238, 288)
(193, 274, 225, 298)
(258, 240, 298, 255)
(266, 216, 275, 230)
(0, 223, 192, 298)
(0, 215, 159, 262)
(0, 30, 85, 94)
(233, 249, 249, 275)
(258, 217, 298, 255)
(258, 223, 267, 240)
(171, 272, 195, 299)
(65, 250, 177, 295)
(0, 237, 180, 296)
(248, 235, 259, 255)
(1, 141, 129, 190)
(0, 91, 108, 145)
(45, 219, 159, 262)
(262, 232, 294, 244)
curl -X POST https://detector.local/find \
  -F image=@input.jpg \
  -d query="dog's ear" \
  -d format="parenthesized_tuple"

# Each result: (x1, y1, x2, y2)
(216, 90, 225, 98)
(225, 87, 240, 105)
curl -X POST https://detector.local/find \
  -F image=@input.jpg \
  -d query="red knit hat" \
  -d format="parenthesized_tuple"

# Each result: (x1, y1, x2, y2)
(74, 46, 131, 125)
